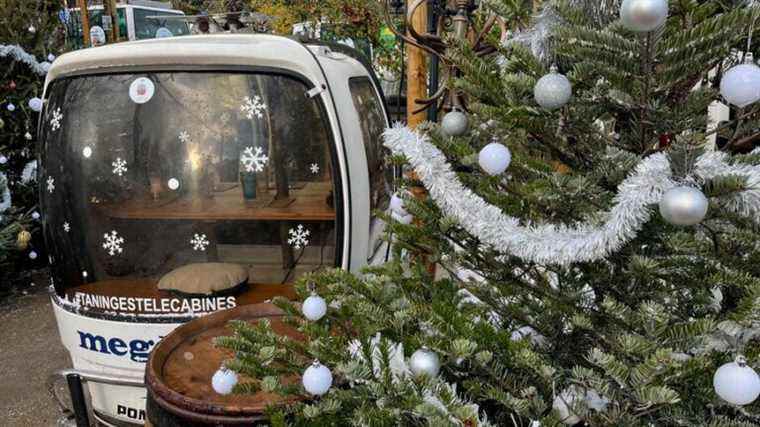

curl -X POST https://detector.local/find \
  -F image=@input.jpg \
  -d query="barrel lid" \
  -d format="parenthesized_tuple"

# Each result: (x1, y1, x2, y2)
(145, 303, 304, 422)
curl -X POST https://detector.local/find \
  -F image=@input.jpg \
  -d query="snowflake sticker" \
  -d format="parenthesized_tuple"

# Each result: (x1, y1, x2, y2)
(310, 163, 320, 174)
(240, 95, 267, 119)
(50, 108, 63, 131)
(190, 233, 210, 251)
(241, 146, 269, 172)
(46, 176, 55, 193)
(287, 224, 310, 249)
(63, 222, 70, 233)
(102, 230, 124, 256)
(112, 158, 128, 176)
(178, 131, 191, 144)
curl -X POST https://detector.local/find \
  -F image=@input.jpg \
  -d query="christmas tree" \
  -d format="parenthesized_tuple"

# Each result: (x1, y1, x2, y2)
(0, 0, 62, 290)
(216, 1, 760, 425)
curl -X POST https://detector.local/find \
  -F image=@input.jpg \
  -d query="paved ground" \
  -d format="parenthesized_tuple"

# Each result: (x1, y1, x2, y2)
(0, 289, 71, 426)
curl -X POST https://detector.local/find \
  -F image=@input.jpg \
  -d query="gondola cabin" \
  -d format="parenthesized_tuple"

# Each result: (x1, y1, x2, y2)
(40, 34, 391, 426)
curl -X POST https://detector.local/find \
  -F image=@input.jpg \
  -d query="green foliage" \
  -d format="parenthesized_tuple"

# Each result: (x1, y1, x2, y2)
(0, 0, 62, 290)
(221, 1, 760, 425)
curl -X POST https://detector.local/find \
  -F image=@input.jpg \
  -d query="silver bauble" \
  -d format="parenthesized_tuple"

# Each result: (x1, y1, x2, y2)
(409, 347, 440, 378)
(620, 0, 669, 32)
(534, 66, 572, 110)
(659, 186, 708, 226)
(441, 110, 468, 137)
(720, 54, 760, 108)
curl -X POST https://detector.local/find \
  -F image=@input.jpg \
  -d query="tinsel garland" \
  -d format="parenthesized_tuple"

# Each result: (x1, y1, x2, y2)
(0, 44, 51, 76)
(0, 172, 11, 218)
(383, 125, 760, 265)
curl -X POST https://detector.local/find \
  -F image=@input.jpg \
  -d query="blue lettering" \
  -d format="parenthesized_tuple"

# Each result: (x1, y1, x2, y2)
(76, 330, 159, 363)
(77, 331, 109, 354)
(108, 337, 128, 356)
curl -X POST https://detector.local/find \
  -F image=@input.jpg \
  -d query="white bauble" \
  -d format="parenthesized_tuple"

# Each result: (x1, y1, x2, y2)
(409, 347, 440, 378)
(31, 211, 40, 220)
(29, 251, 38, 260)
(478, 142, 512, 176)
(28, 25, 36, 34)
(302, 292, 327, 321)
(6, 103, 15, 112)
(620, 0, 669, 32)
(713, 357, 760, 406)
(302, 361, 332, 396)
(167, 178, 180, 190)
(27, 97, 43, 112)
(47, 54, 56, 62)
(720, 54, 760, 108)
(441, 110, 468, 137)
(24, 132, 32, 141)
(389, 193, 408, 216)
(391, 211, 413, 225)
(211, 367, 238, 395)
(0, 155, 6, 164)
(534, 66, 572, 110)
(659, 186, 708, 226)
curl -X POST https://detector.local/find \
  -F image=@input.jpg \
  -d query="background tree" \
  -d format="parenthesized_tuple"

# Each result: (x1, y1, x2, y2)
(218, 1, 760, 426)
(0, 0, 63, 293)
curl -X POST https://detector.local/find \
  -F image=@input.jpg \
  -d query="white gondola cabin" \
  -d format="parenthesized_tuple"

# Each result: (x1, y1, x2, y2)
(40, 34, 391, 426)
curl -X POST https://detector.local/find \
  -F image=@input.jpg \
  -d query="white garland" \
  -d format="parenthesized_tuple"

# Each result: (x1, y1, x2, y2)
(0, 44, 51, 76)
(383, 125, 760, 265)
(0, 172, 11, 219)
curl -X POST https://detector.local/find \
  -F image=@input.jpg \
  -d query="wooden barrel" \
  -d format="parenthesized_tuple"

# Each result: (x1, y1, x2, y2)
(145, 303, 303, 426)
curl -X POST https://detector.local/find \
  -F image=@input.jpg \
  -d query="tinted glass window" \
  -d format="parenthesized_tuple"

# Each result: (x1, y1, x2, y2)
(133, 8, 190, 39)
(348, 77, 391, 257)
(41, 72, 338, 317)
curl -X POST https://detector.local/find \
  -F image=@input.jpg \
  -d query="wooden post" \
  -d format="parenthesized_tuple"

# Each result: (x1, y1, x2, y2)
(104, 0, 120, 42)
(406, 0, 428, 129)
(77, 0, 90, 48)
(405, 1, 436, 274)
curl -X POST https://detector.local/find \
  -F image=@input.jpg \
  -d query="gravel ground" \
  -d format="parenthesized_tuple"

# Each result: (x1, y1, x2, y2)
(0, 289, 72, 426)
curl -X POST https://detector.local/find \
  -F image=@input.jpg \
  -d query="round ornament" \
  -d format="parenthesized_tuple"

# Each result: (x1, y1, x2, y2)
(211, 367, 238, 395)
(478, 142, 512, 176)
(24, 132, 32, 141)
(129, 77, 155, 104)
(0, 155, 7, 164)
(47, 54, 56, 62)
(168, 178, 180, 190)
(390, 193, 408, 216)
(713, 357, 760, 406)
(28, 25, 36, 34)
(409, 347, 440, 378)
(302, 361, 332, 396)
(659, 186, 708, 226)
(302, 291, 327, 321)
(534, 66, 572, 110)
(391, 211, 413, 225)
(29, 250, 38, 260)
(17, 230, 31, 250)
(6, 103, 16, 112)
(155, 27, 173, 38)
(620, 0, 669, 32)
(720, 54, 760, 108)
(441, 109, 468, 137)
(82, 147, 93, 158)
(27, 97, 43, 112)
(31, 211, 40, 220)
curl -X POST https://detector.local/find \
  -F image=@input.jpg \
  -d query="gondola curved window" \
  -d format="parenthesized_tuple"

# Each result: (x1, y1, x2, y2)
(348, 77, 392, 259)
(41, 71, 339, 317)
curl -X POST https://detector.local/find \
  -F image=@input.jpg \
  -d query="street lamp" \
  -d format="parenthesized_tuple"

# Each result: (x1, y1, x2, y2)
(383, 0, 507, 113)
